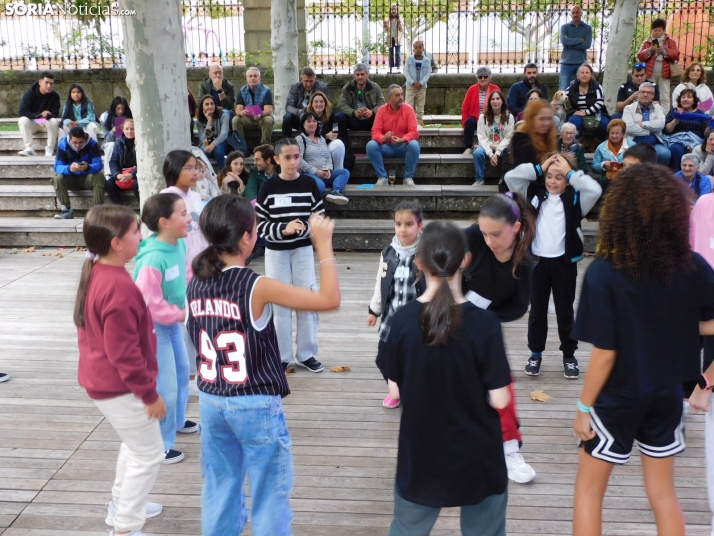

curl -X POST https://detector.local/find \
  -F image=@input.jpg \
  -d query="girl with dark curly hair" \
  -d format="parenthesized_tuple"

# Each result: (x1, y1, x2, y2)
(571, 163, 714, 536)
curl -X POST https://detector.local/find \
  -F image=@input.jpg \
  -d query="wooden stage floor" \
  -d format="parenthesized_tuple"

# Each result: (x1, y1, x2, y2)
(0, 250, 710, 535)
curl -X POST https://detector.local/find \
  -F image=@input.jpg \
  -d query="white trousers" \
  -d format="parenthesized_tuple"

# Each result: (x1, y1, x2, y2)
(328, 139, 345, 169)
(94, 393, 165, 533)
(18, 116, 60, 149)
(264, 246, 319, 363)
(103, 141, 115, 177)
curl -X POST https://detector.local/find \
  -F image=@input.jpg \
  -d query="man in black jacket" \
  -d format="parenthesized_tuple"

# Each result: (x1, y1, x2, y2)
(281, 67, 329, 137)
(197, 64, 236, 113)
(18, 71, 61, 157)
(506, 63, 549, 117)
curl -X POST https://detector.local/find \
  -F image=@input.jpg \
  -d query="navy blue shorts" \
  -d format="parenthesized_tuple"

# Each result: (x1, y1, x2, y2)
(582, 387, 685, 464)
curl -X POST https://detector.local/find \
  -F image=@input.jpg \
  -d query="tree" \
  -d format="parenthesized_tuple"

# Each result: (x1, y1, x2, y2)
(601, 0, 639, 114)
(272, 0, 300, 119)
(118, 0, 191, 201)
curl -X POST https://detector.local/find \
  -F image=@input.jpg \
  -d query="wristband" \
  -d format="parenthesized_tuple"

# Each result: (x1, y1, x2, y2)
(576, 400, 592, 413)
(566, 170, 575, 181)
(319, 257, 336, 264)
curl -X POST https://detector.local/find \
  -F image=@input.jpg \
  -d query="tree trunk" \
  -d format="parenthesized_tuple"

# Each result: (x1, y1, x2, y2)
(602, 0, 640, 114)
(118, 0, 191, 204)
(271, 0, 299, 120)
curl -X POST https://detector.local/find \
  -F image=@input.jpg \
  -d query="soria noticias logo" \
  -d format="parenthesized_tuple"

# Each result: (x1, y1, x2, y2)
(5, 3, 136, 17)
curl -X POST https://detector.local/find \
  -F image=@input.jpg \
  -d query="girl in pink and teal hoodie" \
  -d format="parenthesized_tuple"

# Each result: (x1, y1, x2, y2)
(133, 192, 195, 464)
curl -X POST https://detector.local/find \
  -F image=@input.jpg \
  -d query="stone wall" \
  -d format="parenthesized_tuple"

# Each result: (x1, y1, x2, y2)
(0, 67, 712, 119)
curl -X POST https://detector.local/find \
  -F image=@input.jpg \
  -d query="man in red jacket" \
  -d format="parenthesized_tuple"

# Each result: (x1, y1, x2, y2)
(366, 84, 421, 186)
(461, 66, 501, 154)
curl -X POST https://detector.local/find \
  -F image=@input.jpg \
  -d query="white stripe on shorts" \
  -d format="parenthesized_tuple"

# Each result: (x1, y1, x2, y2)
(636, 416, 686, 458)
(589, 408, 632, 464)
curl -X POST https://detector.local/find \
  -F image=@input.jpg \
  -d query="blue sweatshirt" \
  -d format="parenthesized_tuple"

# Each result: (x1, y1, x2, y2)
(560, 21, 592, 65)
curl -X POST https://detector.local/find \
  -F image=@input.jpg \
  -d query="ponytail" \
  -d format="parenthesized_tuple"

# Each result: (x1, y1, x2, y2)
(192, 195, 256, 280)
(479, 192, 535, 275)
(417, 221, 467, 346)
(74, 205, 137, 328)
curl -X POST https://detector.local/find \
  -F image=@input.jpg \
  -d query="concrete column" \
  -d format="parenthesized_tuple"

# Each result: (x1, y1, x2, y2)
(243, 0, 307, 68)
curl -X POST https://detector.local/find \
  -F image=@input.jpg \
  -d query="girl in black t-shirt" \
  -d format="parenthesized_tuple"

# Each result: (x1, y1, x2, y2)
(464, 192, 537, 484)
(572, 164, 714, 536)
(382, 221, 511, 535)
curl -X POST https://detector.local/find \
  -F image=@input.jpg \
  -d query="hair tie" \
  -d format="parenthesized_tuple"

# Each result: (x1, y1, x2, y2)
(437, 270, 449, 278)
(85, 251, 97, 261)
(505, 192, 514, 199)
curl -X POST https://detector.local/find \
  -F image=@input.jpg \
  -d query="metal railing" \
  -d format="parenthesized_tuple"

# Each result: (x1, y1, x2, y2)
(0, 0, 246, 70)
(306, 0, 713, 74)
(0, 0, 710, 72)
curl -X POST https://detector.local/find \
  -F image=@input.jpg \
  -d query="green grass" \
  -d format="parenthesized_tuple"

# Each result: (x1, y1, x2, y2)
(0, 124, 19, 131)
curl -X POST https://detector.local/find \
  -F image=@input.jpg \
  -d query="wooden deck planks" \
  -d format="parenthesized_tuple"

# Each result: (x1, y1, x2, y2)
(0, 249, 711, 535)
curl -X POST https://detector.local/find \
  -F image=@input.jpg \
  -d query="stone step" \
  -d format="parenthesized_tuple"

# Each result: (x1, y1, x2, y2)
(0, 216, 599, 251)
(0, 185, 138, 216)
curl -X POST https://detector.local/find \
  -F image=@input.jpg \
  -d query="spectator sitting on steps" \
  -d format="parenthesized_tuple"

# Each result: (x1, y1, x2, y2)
(623, 81, 671, 166)
(232, 67, 274, 146)
(198, 63, 236, 114)
(107, 119, 139, 205)
(52, 126, 104, 220)
(61, 83, 99, 142)
(282, 67, 329, 138)
(367, 84, 420, 186)
(461, 66, 500, 154)
(18, 70, 61, 157)
(612, 63, 660, 120)
(335, 63, 386, 146)
(508, 63, 549, 117)
(674, 153, 712, 201)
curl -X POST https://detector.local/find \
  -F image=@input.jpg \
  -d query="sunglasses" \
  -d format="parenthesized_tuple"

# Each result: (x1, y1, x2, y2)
(633, 62, 647, 69)
(478, 75, 490, 80)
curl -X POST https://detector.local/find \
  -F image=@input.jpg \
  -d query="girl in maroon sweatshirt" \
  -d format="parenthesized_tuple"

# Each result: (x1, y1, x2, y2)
(75, 204, 166, 536)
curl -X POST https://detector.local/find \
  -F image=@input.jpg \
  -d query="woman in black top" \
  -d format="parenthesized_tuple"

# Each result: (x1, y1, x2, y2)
(572, 164, 714, 536)
(107, 118, 139, 204)
(382, 221, 511, 535)
(565, 63, 610, 140)
(464, 192, 537, 484)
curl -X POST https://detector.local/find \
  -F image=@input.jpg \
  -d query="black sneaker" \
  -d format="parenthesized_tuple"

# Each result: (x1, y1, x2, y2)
(564, 358, 580, 379)
(0, 372, 9, 383)
(163, 449, 184, 464)
(524, 356, 542, 376)
(294, 357, 324, 373)
(326, 188, 349, 205)
(177, 420, 199, 434)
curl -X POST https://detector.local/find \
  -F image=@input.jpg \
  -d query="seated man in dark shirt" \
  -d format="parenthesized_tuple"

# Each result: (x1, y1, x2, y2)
(612, 63, 660, 119)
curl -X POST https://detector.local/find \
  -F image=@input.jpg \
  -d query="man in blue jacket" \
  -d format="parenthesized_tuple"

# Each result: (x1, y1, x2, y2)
(51, 126, 104, 220)
(507, 63, 549, 117)
(559, 6, 592, 90)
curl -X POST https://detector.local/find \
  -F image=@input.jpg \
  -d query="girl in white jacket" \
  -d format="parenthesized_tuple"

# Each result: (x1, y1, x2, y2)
(473, 90, 514, 186)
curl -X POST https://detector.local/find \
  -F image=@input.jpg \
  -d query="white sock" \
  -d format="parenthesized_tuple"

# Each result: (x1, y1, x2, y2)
(503, 439, 519, 456)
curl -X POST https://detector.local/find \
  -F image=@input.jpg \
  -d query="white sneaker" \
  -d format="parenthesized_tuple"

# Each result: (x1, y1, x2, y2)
(105, 500, 162, 526)
(108, 531, 146, 536)
(463, 147, 473, 155)
(18, 147, 36, 156)
(44, 146, 55, 157)
(375, 177, 388, 186)
(189, 378, 200, 397)
(403, 178, 416, 186)
(505, 452, 536, 483)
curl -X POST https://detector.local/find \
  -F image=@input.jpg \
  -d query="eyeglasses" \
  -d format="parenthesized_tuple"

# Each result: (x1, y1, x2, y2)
(478, 75, 490, 80)
(182, 166, 200, 172)
(633, 63, 646, 69)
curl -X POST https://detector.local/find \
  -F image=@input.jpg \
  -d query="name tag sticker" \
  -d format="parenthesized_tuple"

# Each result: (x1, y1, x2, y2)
(165, 265, 180, 281)
(274, 197, 292, 207)
(465, 290, 492, 310)
(710, 237, 714, 249)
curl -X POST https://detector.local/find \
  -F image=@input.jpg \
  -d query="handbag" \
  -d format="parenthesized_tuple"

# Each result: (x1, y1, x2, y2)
(669, 60, 683, 78)
(582, 115, 601, 133)
(224, 131, 248, 154)
(116, 167, 136, 190)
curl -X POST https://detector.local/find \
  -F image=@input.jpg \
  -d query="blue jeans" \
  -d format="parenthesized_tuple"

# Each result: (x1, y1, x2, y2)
(473, 146, 489, 180)
(200, 393, 294, 536)
(366, 139, 421, 179)
(388, 486, 508, 536)
(203, 141, 228, 169)
(559, 64, 580, 90)
(154, 322, 189, 451)
(631, 139, 672, 165)
(389, 44, 402, 69)
(307, 168, 350, 194)
(668, 141, 686, 171)
(568, 114, 610, 140)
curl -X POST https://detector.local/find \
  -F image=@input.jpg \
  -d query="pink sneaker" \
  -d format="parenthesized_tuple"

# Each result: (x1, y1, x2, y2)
(382, 395, 401, 409)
